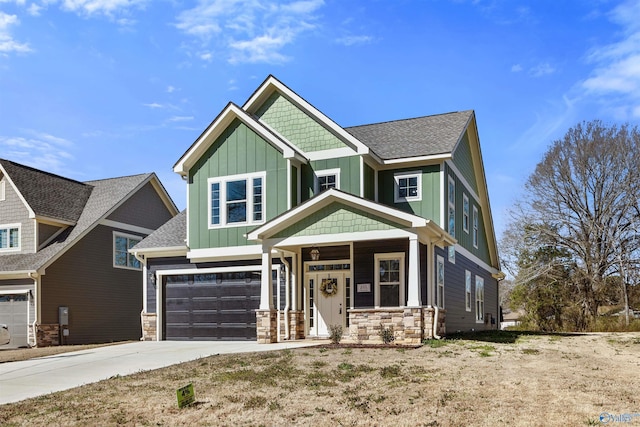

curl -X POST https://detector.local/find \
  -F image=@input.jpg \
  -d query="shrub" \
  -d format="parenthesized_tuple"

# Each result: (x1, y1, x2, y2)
(329, 324, 343, 344)
(379, 325, 395, 344)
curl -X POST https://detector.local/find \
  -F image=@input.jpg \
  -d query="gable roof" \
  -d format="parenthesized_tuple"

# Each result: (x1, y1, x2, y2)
(345, 110, 473, 161)
(0, 158, 93, 224)
(0, 169, 169, 274)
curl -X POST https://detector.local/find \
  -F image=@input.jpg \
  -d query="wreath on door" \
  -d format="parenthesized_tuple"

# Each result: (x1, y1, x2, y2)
(320, 278, 338, 297)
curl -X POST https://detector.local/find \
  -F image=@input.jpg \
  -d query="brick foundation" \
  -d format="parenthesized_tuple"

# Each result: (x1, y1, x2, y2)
(36, 324, 60, 347)
(256, 309, 277, 343)
(141, 312, 157, 341)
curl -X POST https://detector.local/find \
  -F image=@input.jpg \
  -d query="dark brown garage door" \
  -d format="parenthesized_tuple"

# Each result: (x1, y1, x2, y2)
(164, 272, 261, 340)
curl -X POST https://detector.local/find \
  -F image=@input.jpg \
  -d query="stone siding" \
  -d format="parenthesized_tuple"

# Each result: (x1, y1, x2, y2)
(141, 312, 157, 341)
(36, 324, 60, 347)
(348, 307, 446, 344)
(256, 309, 277, 343)
(278, 310, 305, 341)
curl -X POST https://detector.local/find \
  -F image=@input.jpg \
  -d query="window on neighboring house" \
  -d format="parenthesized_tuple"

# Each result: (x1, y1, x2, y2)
(476, 276, 484, 322)
(465, 270, 472, 312)
(314, 169, 340, 194)
(0, 224, 20, 251)
(208, 172, 266, 227)
(473, 206, 479, 248)
(375, 253, 405, 307)
(436, 255, 445, 308)
(394, 172, 421, 203)
(463, 193, 469, 233)
(114, 233, 142, 270)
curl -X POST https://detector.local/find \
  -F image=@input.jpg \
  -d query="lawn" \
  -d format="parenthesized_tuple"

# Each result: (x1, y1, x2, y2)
(1, 332, 639, 426)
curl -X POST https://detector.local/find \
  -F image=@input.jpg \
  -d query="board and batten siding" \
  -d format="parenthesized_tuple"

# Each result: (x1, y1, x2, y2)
(40, 225, 144, 344)
(378, 165, 440, 222)
(451, 131, 479, 194)
(436, 246, 498, 333)
(106, 182, 175, 230)
(188, 118, 288, 249)
(300, 156, 361, 202)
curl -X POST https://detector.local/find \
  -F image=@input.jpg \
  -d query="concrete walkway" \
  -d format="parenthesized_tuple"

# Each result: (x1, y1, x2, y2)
(0, 340, 322, 405)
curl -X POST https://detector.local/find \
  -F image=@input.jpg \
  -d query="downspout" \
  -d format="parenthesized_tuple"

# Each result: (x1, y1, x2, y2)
(279, 252, 291, 340)
(28, 272, 38, 347)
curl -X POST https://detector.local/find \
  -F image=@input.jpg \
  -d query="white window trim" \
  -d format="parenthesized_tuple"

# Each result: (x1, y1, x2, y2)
(436, 255, 445, 309)
(447, 175, 455, 237)
(207, 172, 266, 229)
(473, 206, 479, 248)
(0, 223, 20, 252)
(393, 171, 422, 203)
(314, 168, 341, 194)
(463, 193, 469, 233)
(0, 180, 5, 201)
(374, 252, 405, 308)
(475, 276, 484, 322)
(465, 270, 472, 312)
(113, 231, 143, 271)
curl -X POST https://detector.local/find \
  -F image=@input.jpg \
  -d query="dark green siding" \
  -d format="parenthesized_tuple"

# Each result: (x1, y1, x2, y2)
(452, 131, 478, 194)
(188, 119, 288, 249)
(378, 165, 440, 222)
(363, 162, 375, 200)
(300, 156, 361, 202)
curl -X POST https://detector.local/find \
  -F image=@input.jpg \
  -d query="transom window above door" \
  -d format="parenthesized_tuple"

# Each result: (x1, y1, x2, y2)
(208, 172, 265, 228)
(314, 168, 340, 194)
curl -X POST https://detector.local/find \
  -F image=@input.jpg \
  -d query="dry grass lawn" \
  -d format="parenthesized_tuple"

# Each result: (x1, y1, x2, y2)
(1, 332, 639, 426)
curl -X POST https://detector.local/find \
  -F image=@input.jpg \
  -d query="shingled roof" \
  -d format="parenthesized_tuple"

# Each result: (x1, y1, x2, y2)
(133, 209, 186, 251)
(345, 110, 473, 160)
(0, 170, 155, 273)
(0, 158, 93, 223)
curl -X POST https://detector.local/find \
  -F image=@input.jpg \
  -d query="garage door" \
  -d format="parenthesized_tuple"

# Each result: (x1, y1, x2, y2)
(0, 294, 29, 348)
(164, 272, 261, 340)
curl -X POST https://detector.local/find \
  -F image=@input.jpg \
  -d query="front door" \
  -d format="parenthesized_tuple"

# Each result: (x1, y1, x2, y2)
(307, 271, 345, 337)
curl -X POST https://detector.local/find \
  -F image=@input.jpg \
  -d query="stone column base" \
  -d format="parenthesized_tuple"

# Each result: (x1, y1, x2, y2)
(423, 307, 446, 339)
(347, 307, 447, 344)
(141, 312, 157, 341)
(256, 309, 277, 343)
(36, 324, 60, 347)
(278, 310, 305, 341)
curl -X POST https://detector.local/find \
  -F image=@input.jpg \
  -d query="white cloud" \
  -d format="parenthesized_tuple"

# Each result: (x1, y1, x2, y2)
(167, 116, 193, 122)
(0, 11, 31, 53)
(175, 0, 325, 64)
(511, 64, 523, 72)
(580, 0, 640, 118)
(529, 62, 555, 77)
(335, 35, 373, 46)
(166, 85, 175, 93)
(57, 0, 147, 17)
(0, 132, 74, 174)
(143, 102, 164, 109)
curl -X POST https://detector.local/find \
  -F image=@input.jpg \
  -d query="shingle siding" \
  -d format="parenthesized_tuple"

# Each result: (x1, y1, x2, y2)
(0, 176, 34, 254)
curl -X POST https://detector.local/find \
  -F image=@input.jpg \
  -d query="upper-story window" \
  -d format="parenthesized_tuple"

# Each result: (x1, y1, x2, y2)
(0, 224, 20, 251)
(113, 232, 141, 270)
(208, 172, 265, 228)
(473, 206, 479, 248)
(314, 168, 340, 194)
(447, 175, 455, 237)
(463, 193, 469, 233)
(0, 180, 5, 201)
(394, 172, 421, 203)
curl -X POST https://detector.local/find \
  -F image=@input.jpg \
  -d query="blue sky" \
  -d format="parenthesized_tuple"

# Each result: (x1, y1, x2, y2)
(1, 0, 639, 239)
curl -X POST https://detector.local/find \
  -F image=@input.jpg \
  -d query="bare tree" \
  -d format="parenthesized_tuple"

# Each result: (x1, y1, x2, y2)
(507, 120, 640, 329)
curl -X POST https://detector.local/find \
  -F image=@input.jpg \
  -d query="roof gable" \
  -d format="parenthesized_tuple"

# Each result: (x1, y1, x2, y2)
(0, 158, 93, 224)
(345, 110, 473, 162)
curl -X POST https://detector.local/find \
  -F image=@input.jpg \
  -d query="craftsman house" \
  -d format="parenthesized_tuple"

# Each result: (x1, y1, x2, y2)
(133, 75, 502, 344)
(0, 159, 178, 347)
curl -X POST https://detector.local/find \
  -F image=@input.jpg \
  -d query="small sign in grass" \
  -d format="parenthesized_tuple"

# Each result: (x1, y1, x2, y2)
(177, 383, 195, 408)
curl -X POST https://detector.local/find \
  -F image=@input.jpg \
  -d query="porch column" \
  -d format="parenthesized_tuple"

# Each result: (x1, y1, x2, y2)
(259, 246, 273, 310)
(407, 236, 421, 307)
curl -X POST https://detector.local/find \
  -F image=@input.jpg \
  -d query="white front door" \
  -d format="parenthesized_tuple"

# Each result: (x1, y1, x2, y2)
(307, 271, 345, 337)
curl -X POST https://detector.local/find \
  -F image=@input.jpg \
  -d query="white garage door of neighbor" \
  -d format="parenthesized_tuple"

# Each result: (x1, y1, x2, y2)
(0, 294, 29, 348)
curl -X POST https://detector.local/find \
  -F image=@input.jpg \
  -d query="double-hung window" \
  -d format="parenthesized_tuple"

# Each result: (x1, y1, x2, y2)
(436, 255, 445, 308)
(114, 232, 142, 270)
(314, 169, 340, 194)
(473, 206, 479, 248)
(375, 253, 405, 307)
(475, 276, 484, 322)
(447, 175, 455, 237)
(465, 270, 472, 312)
(394, 172, 421, 203)
(0, 224, 20, 251)
(208, 172, 266, 227)
(463, 193, 469, 233)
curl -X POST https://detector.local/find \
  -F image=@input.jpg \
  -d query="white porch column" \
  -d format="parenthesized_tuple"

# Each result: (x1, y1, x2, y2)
(291, 252, 298, 311)
(426, 242, 434, 306)
(259, 246, 273, 310)
(407, 236, 421, 307)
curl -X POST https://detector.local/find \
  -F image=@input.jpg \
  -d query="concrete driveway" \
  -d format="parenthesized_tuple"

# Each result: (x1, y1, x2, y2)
(0, 340, 322, 405)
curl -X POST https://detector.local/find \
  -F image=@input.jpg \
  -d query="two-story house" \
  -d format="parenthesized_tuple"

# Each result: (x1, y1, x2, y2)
(133, 75, 502, 344)
(0, 159, 178, 347)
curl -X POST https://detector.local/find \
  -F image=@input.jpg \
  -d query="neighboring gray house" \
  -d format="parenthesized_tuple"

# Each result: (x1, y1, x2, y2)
(0, 159, 178, 348)
(133, 75, 503, 344)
